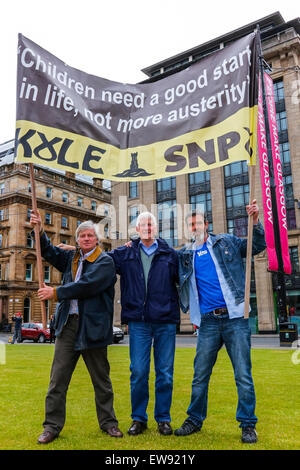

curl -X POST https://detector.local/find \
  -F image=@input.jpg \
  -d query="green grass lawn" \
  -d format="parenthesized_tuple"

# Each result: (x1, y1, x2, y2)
(0, 344, 299, 450)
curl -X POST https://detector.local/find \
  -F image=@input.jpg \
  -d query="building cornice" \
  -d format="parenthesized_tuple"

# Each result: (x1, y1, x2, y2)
(0, 191, 106, 221)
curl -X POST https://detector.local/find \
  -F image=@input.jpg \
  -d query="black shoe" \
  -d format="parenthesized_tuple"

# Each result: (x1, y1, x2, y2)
(241, 427, 257, 444)
(158, 422, 173, 435)
(174, 419, 201, 436)
(128, 420, 147, 436)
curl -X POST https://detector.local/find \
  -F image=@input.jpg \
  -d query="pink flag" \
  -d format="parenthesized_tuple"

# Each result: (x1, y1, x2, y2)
(257, 75, 278, 271)
(258, 72, 291, 274)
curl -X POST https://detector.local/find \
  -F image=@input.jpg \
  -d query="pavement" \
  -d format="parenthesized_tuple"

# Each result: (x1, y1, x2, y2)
(1, 332, 299, 349)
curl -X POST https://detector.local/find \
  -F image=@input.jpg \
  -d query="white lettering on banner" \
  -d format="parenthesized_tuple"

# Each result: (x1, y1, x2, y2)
(262, 155, 273, 224)
(257, 107, 273, 224)
(101, 90, 145, 109)
(20, 47, 96, 100)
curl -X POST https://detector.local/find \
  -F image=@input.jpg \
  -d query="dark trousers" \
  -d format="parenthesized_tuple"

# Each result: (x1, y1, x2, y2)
(43, 315, 118, 435)
(11, 328, 21, 343)
(49, 328, 55, 343)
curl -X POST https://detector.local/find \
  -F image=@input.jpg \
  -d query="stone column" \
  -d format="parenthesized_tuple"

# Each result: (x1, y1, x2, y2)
(210, 167, 227, 234)
(175, 174, 189, 245)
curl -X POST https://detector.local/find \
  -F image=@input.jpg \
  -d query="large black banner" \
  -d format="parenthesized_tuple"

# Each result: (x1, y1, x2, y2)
(15, 32, 259, 180)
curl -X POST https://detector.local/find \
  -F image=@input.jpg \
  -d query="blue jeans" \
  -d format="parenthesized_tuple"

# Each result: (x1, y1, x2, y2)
(128, 321, 177, 423)
(187, 313, 257, 428)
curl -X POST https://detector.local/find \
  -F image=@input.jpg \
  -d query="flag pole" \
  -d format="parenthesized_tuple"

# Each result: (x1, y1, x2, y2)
(244, 26, 260, 319)
(244, 164, 256, 319)
(29, 163, 47, 329)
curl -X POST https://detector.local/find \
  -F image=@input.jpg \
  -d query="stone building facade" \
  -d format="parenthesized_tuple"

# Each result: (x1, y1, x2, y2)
(0, 139, 111, 327)
(111, 13, 300, 333)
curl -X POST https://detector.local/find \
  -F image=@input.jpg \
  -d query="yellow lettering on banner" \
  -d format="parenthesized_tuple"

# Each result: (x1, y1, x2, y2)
(15, 106, 257, 181)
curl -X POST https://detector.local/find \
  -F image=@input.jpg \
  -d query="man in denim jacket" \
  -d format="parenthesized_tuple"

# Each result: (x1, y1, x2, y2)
(175, 200, 266, 444)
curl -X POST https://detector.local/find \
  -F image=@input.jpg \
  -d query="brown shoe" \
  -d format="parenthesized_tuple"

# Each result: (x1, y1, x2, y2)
(37, 430, 57, 444)
(105, 426, 123, 438)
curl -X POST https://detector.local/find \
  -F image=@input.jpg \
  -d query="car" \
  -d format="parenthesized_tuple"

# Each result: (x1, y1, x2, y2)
(21, 322, 51, 343)
(113, 326, 124, 343)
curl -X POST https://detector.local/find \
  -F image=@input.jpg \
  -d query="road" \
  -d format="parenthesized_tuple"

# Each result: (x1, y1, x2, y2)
(1, 332, 298, 349)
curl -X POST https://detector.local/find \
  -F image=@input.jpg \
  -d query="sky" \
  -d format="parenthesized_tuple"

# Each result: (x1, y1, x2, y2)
(0, 0, 299, 143)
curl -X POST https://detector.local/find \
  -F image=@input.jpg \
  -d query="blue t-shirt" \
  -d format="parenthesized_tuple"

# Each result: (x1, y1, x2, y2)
(194, 242, 227, 314)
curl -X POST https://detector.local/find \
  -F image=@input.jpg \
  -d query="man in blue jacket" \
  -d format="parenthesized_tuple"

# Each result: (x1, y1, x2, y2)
(110, 211, 180, 436)
(30, 211, 123, 444)
(175, 200, 266, 444)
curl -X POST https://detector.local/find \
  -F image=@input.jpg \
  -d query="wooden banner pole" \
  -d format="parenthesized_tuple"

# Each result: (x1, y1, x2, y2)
(29, 163, 47, 329)
(244, 163, 256, 319)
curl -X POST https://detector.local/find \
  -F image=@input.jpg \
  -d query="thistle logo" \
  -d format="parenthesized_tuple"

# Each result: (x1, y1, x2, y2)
(113, 152, 153, 178)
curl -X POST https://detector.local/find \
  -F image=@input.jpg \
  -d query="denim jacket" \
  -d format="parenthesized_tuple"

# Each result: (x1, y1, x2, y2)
(178, 221, 266, 325)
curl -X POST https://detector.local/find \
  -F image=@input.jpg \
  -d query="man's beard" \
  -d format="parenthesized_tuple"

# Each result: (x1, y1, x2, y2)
(193, 230, 205, 244)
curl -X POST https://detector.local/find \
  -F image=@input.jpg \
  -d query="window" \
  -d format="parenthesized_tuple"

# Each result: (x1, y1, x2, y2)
(46, 187, 52, 198)
(24, 298, 31, 323)
(44, 265, 50, 283)
(77, 197, 83, 207)
(62, 192, 68, 203)
(104, 225, 109, 239)
(26, 232, 33, 248)
(62, 216, 68, 228)
(77, 220, 81, 227)
(279, 142, 290, 164)
(157, 177, 176, 193)
(189, 170, 212, 232)
(27, 208, 31, 220)
(289, 247, 299, 274)
(28, 182, 32, 193)
(226, 185, 249, 209)
(189, 171, 210, 185)
(276, 111, 287, 132)
(158, 200, 178, 247)
(91, 201, 97, 211)
(224, 161, 248, 177)
(129, 182, 138, 199)
(25, 264, 32, 281)
(227, 217, 248, 237)
(45, 213, 52, 225)
(0, 233, 2, 248)
(190, 193, 212, 214)
(129, 206, 139, 226)
(273, 80, 285, 102)
(0, 183, 5, 194)
(0, 209, 8, 221)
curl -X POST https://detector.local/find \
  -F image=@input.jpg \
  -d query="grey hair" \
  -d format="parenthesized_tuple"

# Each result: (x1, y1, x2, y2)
(75, 220, 100, 243)
(136, 211, 157, 227)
